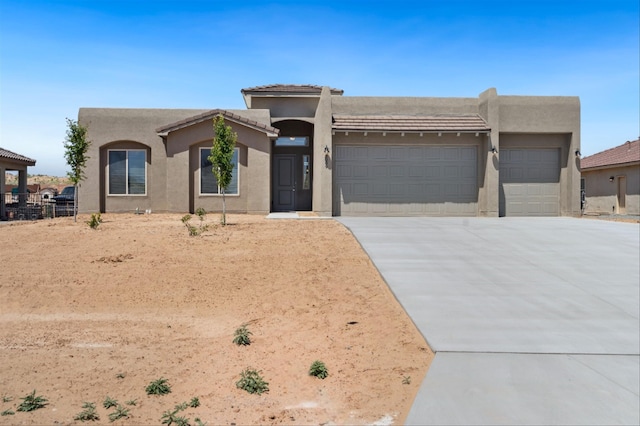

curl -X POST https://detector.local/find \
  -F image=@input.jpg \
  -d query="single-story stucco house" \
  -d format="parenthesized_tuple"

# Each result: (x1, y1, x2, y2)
(581, 139, 639, 215)
(78, 84, 581, 217)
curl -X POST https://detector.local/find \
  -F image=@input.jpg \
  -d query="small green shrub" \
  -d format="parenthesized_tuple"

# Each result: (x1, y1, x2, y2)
(86, 213, 102, 229)
(125, 399, 137, 406)
(402, 375, 412, 385)
(74, 402, 100, 422)
(189, 396, 200, 408)
(195, 208, 209, 233)
(236, 368, 269, 395)
(1, 409, 14, 416)
(146, 377, 172, 395)
(233, 324, 252, 346)
(309, 360, 329, 379)
(182, 212, 208, 236)
(1, 396, 12, 403)
(103, 396, 118, 409)
(16, 390, 48, 412)
(161, 407, 190, 426)
(108, 405, 129, 422)
(194, 418, 206, 426)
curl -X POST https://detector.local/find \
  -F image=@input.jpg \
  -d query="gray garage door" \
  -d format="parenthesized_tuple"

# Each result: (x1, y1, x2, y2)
(499, 148, 560, 216)
(334, 145, 478, 216)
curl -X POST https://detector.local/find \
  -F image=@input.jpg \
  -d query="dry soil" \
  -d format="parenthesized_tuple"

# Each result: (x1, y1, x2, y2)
(0, 214, 432, 425)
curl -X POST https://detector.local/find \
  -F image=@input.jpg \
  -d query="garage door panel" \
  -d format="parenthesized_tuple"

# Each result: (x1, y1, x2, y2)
(500, 148, 560, 216)
(335, 145, 478, 216)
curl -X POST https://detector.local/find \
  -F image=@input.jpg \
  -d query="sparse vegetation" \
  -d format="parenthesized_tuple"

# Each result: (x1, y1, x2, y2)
(146, 377, 172, 395)
(108, 405, 130, 422)
(189, 397, 200, 408)
(233, 324, 252, 346)
(236, 368, 269, 395)
(103, 396, 118, 409)
(74, 402, 100, 422)
(86, 213, 102, 229)
(402, 375, 412, 385)
(161, 402, 192, 426)
(182, 209, 209, 236)
(126, 399, 137, 406)
(1, 396, 12, 403)
(1, 409, 14, 416)
(16, 390, 48, 412)
(309, 360, 329, 379)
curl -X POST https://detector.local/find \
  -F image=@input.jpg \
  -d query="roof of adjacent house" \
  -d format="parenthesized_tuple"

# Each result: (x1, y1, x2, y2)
(241, 84, 344, 95)
(581, 139, 640, 170)
(0, 147, 36, 166)
(332, 114, 491, 133)
(156, 109, 280, 137)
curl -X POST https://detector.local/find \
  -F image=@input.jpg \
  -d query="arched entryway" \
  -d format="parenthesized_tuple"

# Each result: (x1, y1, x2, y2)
(271, 120, 314, 212)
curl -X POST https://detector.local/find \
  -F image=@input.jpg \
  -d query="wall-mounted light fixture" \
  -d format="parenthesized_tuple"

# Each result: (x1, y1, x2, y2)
(324, 145, 330, 154)
(490, 146, 497, 154)
(575, 149, 581, 157)
(609, 176, 615, 182)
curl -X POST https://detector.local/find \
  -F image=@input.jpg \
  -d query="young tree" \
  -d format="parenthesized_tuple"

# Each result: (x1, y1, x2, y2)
(63, 118, 91, 222)
(208, 114, 237, 225)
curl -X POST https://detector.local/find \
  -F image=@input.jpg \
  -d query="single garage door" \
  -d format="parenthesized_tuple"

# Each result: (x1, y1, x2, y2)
(334, 145, 478, 216)
(499, 148, 560, 216)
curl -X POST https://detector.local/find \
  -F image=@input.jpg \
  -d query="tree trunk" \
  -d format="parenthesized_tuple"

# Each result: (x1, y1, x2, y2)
(222, 188, 226, 226)
(73, 183, 78, 223)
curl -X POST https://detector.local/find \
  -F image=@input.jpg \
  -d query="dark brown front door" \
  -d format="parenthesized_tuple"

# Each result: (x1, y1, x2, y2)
(273, 154, 296, 211)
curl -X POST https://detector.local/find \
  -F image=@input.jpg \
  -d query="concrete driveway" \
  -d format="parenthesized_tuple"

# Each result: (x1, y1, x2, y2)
(338, 217, 639, 425)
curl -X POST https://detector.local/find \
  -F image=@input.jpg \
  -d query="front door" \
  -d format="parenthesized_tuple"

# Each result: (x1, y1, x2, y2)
(617, 176, 626, 214)
(273, 154, 296, 211)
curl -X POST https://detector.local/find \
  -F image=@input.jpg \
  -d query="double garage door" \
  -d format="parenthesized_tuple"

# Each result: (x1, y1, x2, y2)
(499, 148, 560, 216)
(334, 145, 478, 216)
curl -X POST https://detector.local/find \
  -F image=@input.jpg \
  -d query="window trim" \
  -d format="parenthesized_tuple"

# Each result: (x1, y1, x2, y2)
(107, 148, 148, 196)
(199, 147, 240, 196)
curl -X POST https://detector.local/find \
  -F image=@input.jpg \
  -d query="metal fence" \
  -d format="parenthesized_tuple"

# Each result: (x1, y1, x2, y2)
(1, 192, 75, 221)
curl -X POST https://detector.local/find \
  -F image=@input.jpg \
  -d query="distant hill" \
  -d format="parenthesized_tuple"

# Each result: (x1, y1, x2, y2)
(4, 173, 72, 189)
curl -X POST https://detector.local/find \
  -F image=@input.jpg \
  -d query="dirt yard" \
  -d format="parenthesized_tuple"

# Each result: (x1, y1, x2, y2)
(0, 214, 432, 425)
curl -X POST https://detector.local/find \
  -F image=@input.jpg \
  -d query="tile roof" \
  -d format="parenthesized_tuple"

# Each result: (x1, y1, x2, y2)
(332, 114, 491, 133)
(581, 139, 640, 170)
(156, 109, 279, 137)
(0, 147, 36, 165)
(241, 84, 344, 95)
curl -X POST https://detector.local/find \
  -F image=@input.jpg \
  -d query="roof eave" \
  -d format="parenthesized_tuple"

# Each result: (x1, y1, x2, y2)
(581, 160, 640, 172)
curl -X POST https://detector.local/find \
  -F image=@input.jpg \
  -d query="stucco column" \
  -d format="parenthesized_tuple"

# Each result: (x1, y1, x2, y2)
(0, 166, 5, 219)
(18, 168, 28, 207)
(478, 88, 500, 217)
(313, 86, 333, 216)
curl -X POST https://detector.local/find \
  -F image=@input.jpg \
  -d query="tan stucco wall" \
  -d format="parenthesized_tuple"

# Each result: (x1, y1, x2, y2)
(165, 120, 271, 214)
(487, 94, 581, 216)
(583, 164, 640, 215)
(79, 108, 210, 213)
(79, 108, 272, 214)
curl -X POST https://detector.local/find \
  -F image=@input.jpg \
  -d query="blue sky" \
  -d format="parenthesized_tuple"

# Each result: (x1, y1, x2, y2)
(1, 0, 638, 176)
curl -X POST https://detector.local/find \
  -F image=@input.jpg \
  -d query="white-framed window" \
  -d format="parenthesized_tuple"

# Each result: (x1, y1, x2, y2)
(200, 147, 239, 195)
(108, 149, 147, 195)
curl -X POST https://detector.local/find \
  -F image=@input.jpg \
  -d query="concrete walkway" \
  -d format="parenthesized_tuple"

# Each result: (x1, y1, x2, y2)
(338, 217, 640, 425)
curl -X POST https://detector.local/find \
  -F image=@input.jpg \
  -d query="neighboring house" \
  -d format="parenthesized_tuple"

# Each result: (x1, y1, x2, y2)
(580, 139, 640, 215)
(40, 187, 58, 201)
(0, 147, 36, 220)
(78, 85, 581, 217)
